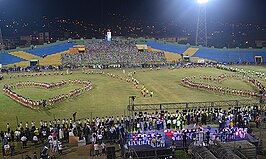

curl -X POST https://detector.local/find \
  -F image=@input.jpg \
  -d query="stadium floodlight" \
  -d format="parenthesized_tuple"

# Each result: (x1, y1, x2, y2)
(197, 0, 208, 4)
(196, 0, 208, 47)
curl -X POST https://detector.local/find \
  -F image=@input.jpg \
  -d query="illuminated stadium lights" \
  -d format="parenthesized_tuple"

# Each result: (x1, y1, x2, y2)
(197, 0, 208, 4)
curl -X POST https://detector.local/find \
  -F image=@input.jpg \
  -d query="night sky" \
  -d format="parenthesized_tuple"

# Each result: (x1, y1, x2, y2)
(0, 0, 266, 24)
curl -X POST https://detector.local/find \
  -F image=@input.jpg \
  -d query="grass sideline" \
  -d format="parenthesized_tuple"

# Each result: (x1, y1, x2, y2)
(0, 66, 265, 130)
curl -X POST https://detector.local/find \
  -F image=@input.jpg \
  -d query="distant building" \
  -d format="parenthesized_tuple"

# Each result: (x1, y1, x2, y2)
(158, 37, 188, 44)
(3, 32, 50, 50)
(39, 33, 44, 44)
(3, 38, 20, 50)
(44, 32, 50, 42)
(255, 40, 266, 48)
(20, 35, 32, 47)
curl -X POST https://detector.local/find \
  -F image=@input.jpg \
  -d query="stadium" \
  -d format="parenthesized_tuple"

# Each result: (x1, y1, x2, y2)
(0, 0, 266, 159)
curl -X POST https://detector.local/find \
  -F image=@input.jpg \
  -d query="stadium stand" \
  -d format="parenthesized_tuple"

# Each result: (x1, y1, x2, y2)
(147, 41, 188, 54)
(6, 50, 69, 67)
(25, 42, 75, 57)
(62, 40, 166, 65)
(2, 39, 265, 66)
(39, 51, 68, 66)
(147, 40, 266, 63)
(183, 48, 199, 56)
(9, 51, 42, 61)
(0, 52, 26, 65)
(147, 44, 182, 62)
(192, 48, 266, 63)
(6, 61, 29, 68)
(164, 52, 182, 62)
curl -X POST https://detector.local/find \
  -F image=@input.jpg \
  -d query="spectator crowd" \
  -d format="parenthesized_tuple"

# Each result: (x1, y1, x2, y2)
(126, 105, 263, 148)
(62, 40, 166, 65)
(0, 102, 264, 157)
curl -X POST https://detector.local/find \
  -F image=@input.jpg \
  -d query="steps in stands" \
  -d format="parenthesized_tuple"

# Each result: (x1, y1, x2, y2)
(7, 61, 29, 67)
(164, 52, 182, 62)
(9, 51, 42, 61)
(149, 47, 181, 62)
(39, 51, 68, 65)
(183, 48, 199, 57)
(0, 52, 25, 65)
(147, 41, 188, 54)
(7, 50, 68, 67)
(25, 42, 74, 57)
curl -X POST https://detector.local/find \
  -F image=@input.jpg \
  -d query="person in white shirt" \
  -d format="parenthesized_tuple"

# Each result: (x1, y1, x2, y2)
(21, 136, 27, 148)
(167, 119, 171, 129)
(15, 130, 21, 142)
(40, 120, 44, 127)
(53, 140, 58, 152)
(91, 133, 96, 143)
(7, 123, 10, 132)
(78, 119, 82, 126)
(4, 143, 10, 156)
(172, 118, 177, 129)
(198, 129, 204, 143)
(94, 143, 99, 156)
(101, 142, 106, 155)
(59, 129, 64, 140)
(33, 135, 38, 145)
(62, 119, 65, 126)
(58, 142, 63, 155)
(176, 120, 181, 130)
(97, 133, 103, 143)
(25, 122, 29, 129)
(19, 122, 23, 129)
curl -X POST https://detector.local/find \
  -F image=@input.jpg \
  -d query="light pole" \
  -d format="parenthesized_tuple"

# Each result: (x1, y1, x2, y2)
(196, 0, 208, 47)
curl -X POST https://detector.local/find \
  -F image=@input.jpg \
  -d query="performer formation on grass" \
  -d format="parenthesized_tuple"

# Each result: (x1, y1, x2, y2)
(181, 73, 266, 99)
(104, 72, 154, 98)
(2, 80, 92, 109)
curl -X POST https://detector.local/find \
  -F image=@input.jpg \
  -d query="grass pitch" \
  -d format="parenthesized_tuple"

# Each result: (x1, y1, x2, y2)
(0, 66, 265, 129)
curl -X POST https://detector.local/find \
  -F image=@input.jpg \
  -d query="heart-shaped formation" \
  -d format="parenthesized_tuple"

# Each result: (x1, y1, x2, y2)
(181, 73, 266, 99)
(2, 80, 93, 109)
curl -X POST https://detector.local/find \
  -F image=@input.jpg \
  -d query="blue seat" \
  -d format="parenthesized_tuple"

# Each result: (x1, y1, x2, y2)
(0, 52, 26, 65)
(193, 48, 266, 63)
(25, 42, 75, 57)
(147, 41, 188, 54)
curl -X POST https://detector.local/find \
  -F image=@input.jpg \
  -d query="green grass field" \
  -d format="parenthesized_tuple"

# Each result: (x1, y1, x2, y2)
(0, 66, 265, 129)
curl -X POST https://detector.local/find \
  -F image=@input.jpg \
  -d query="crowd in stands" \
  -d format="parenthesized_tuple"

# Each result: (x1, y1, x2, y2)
(2, 80, 92, 109)
(62, 40, 166, 65)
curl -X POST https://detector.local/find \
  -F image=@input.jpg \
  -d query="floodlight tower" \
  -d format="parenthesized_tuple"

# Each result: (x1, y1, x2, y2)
(196, 0, 208, 47)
